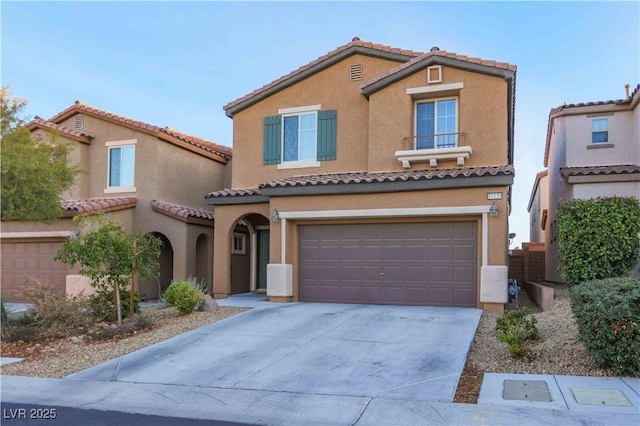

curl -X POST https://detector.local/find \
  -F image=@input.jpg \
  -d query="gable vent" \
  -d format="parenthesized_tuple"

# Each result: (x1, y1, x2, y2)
(349, 64, 363, 81)
(75, 116, 84, 130)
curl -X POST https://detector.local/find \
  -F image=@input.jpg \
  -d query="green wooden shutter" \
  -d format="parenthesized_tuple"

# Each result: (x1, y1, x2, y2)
(317, 110, 337, 161)
(263, 115, 281, 165)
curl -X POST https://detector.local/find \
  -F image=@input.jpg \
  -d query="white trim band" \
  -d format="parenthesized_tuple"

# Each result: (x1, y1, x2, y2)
(277, 104, 321, 114)
(406, 82, 464, 95)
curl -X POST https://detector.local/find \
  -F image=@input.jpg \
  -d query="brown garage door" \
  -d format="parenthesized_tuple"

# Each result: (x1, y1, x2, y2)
(299, 222, 477, 307)
(1, 241, 68, 302)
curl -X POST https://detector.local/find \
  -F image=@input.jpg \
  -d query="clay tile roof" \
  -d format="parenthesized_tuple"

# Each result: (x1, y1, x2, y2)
(161, 126, 232, 159)
(223, 38, 424, 116)
(205, 187, 263, 199)
(560, 164, 640, 178)
(48, 101, 231, 161)
(26, 117, 93, 143)
(150, 200, 215, 222)
(61, 197, 137, 216)
(259, 165, 514, 188)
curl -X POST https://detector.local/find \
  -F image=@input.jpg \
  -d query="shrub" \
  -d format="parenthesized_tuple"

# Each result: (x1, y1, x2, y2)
(163, 280, 204, 314)
(569, 277, 640, 375)
(495, 308, 539, 357)
(557, 196, 640, 285)
(89, 288, 141, 323)
(21, 283, 94, 339)
(186, 275, 208, 295)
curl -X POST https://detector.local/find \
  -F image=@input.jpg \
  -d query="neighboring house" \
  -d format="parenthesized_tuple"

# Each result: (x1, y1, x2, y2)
(531, 84, 640, 282)
(205, 38, 517, 311)
(0, 101, 232, 302)
(527, 170, 548, 243)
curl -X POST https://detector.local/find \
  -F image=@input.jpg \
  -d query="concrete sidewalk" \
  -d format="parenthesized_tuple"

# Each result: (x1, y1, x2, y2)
(2, 375, 638, 425)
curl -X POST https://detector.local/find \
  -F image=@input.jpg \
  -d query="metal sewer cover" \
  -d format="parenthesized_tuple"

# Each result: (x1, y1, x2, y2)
(571, 388, 632, 407)
(503, 380, 552, 402)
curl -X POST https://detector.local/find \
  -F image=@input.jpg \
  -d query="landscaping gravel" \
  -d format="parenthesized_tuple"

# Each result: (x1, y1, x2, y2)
(0, 306, 248, 378)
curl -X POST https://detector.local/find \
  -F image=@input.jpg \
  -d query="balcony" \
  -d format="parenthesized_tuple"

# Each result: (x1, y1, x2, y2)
(396, 133, 471, 168)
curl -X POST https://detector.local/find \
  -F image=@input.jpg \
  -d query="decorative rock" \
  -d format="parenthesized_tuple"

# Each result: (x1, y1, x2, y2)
(198, 294, 218, 312)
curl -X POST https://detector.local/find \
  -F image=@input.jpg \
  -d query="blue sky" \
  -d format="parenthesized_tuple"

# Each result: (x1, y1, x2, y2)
(2, 1, 638, 248)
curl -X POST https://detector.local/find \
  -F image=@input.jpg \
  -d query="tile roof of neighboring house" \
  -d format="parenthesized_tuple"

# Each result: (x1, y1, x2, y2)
(205, 187, 263, 199)
(48, 101, 232, 162)
(560, 164, 640, 178)
(150, 200, 215, 222)
(223, 38, 424, 117)
(26, 117, 93, 144)
(61, 197, 137, 217)
(260, 165, 514, 188)
(544, 83, 640, 167)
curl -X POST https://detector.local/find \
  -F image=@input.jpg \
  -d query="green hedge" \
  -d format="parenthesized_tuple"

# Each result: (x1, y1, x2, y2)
(569, 277, 640, 376)
(557, 196, 640, 286)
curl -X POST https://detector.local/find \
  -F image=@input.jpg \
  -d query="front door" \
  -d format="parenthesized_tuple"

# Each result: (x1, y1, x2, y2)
(256, 230, 270, 291)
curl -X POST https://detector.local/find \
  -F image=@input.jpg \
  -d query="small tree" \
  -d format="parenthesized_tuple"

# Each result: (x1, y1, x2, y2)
(1, 86, 79, 223)
(557, 196, 640, 285)
(55, 215, 163, 325)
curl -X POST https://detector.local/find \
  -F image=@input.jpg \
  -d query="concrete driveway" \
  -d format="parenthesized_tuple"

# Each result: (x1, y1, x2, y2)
(69, 301, 481, 402)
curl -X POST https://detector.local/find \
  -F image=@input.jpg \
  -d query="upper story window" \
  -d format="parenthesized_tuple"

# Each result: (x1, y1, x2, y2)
(591, 118, 609, 143)
(415, 98, 458, 149)
(283, 112, 317, 162)
(106, 140, 136, 191)
(263, 106, 337, 168)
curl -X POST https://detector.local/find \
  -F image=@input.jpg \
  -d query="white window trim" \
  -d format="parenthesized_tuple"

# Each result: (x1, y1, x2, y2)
(232, 233, 246, 255)
(277, 160, 321, 170)
(105, 140, 136, 192)
(277, 104, 321, 115)
(406, 82, 463, 96)
(105, 139, 137, 147)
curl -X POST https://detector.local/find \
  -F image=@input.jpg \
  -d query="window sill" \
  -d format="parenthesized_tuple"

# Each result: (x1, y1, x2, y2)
(395, 146, 472, 168)
(277, 160, 321, 170)
(586, 143, 614, 150)
(104, 186, 136, 194)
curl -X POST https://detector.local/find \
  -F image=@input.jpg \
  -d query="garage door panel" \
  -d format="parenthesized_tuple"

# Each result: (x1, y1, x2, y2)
(1, 241, 68, 303)
(299, 222, 477, 307)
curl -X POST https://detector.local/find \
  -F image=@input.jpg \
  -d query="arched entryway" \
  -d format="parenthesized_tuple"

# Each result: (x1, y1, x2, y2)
(230, 214, 270, 294)
(138, 232, 174, 300)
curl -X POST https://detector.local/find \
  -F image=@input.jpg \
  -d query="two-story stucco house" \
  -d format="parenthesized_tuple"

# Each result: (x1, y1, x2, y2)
(205, 38, 517, 311)
(530, 84, 640, 282)
(1, 101, 232, 302)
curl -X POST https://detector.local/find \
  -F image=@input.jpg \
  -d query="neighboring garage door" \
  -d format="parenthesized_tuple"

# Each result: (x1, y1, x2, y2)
(299, 222, 477, 307)
(0, 241, 68, 302)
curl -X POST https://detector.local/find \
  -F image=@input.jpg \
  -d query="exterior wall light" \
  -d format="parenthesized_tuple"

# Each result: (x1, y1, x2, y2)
(489, 202, 499, 217)
(272, 209, 280, 223)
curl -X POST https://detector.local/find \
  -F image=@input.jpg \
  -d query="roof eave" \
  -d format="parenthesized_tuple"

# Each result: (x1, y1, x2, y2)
(260, 173, 514, 197)
(223, 46, 416, 118)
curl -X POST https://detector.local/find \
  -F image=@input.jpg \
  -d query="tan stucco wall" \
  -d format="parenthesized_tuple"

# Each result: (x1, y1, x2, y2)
(229, 54, 404, 189)
(368, 66, 509, 171)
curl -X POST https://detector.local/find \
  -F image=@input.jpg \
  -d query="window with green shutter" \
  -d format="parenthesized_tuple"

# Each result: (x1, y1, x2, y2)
(262, 109, 337, 165)
(263, 115, 281, 165)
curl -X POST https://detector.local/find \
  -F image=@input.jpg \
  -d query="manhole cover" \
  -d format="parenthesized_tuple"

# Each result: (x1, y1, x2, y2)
(571, 388, 632, 407)
(503, 380, 551, 402)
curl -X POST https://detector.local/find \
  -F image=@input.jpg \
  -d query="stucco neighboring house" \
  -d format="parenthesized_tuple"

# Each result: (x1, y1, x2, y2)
(527, 170, 548, 243)
(0, 101, 232, 302)
(531, 84, 640, 283)
(205, 38, 517, 311)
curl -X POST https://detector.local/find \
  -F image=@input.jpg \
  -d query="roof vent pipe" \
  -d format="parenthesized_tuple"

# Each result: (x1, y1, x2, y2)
(625, 83, 631, 99)
(430, 46, 440, 52)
